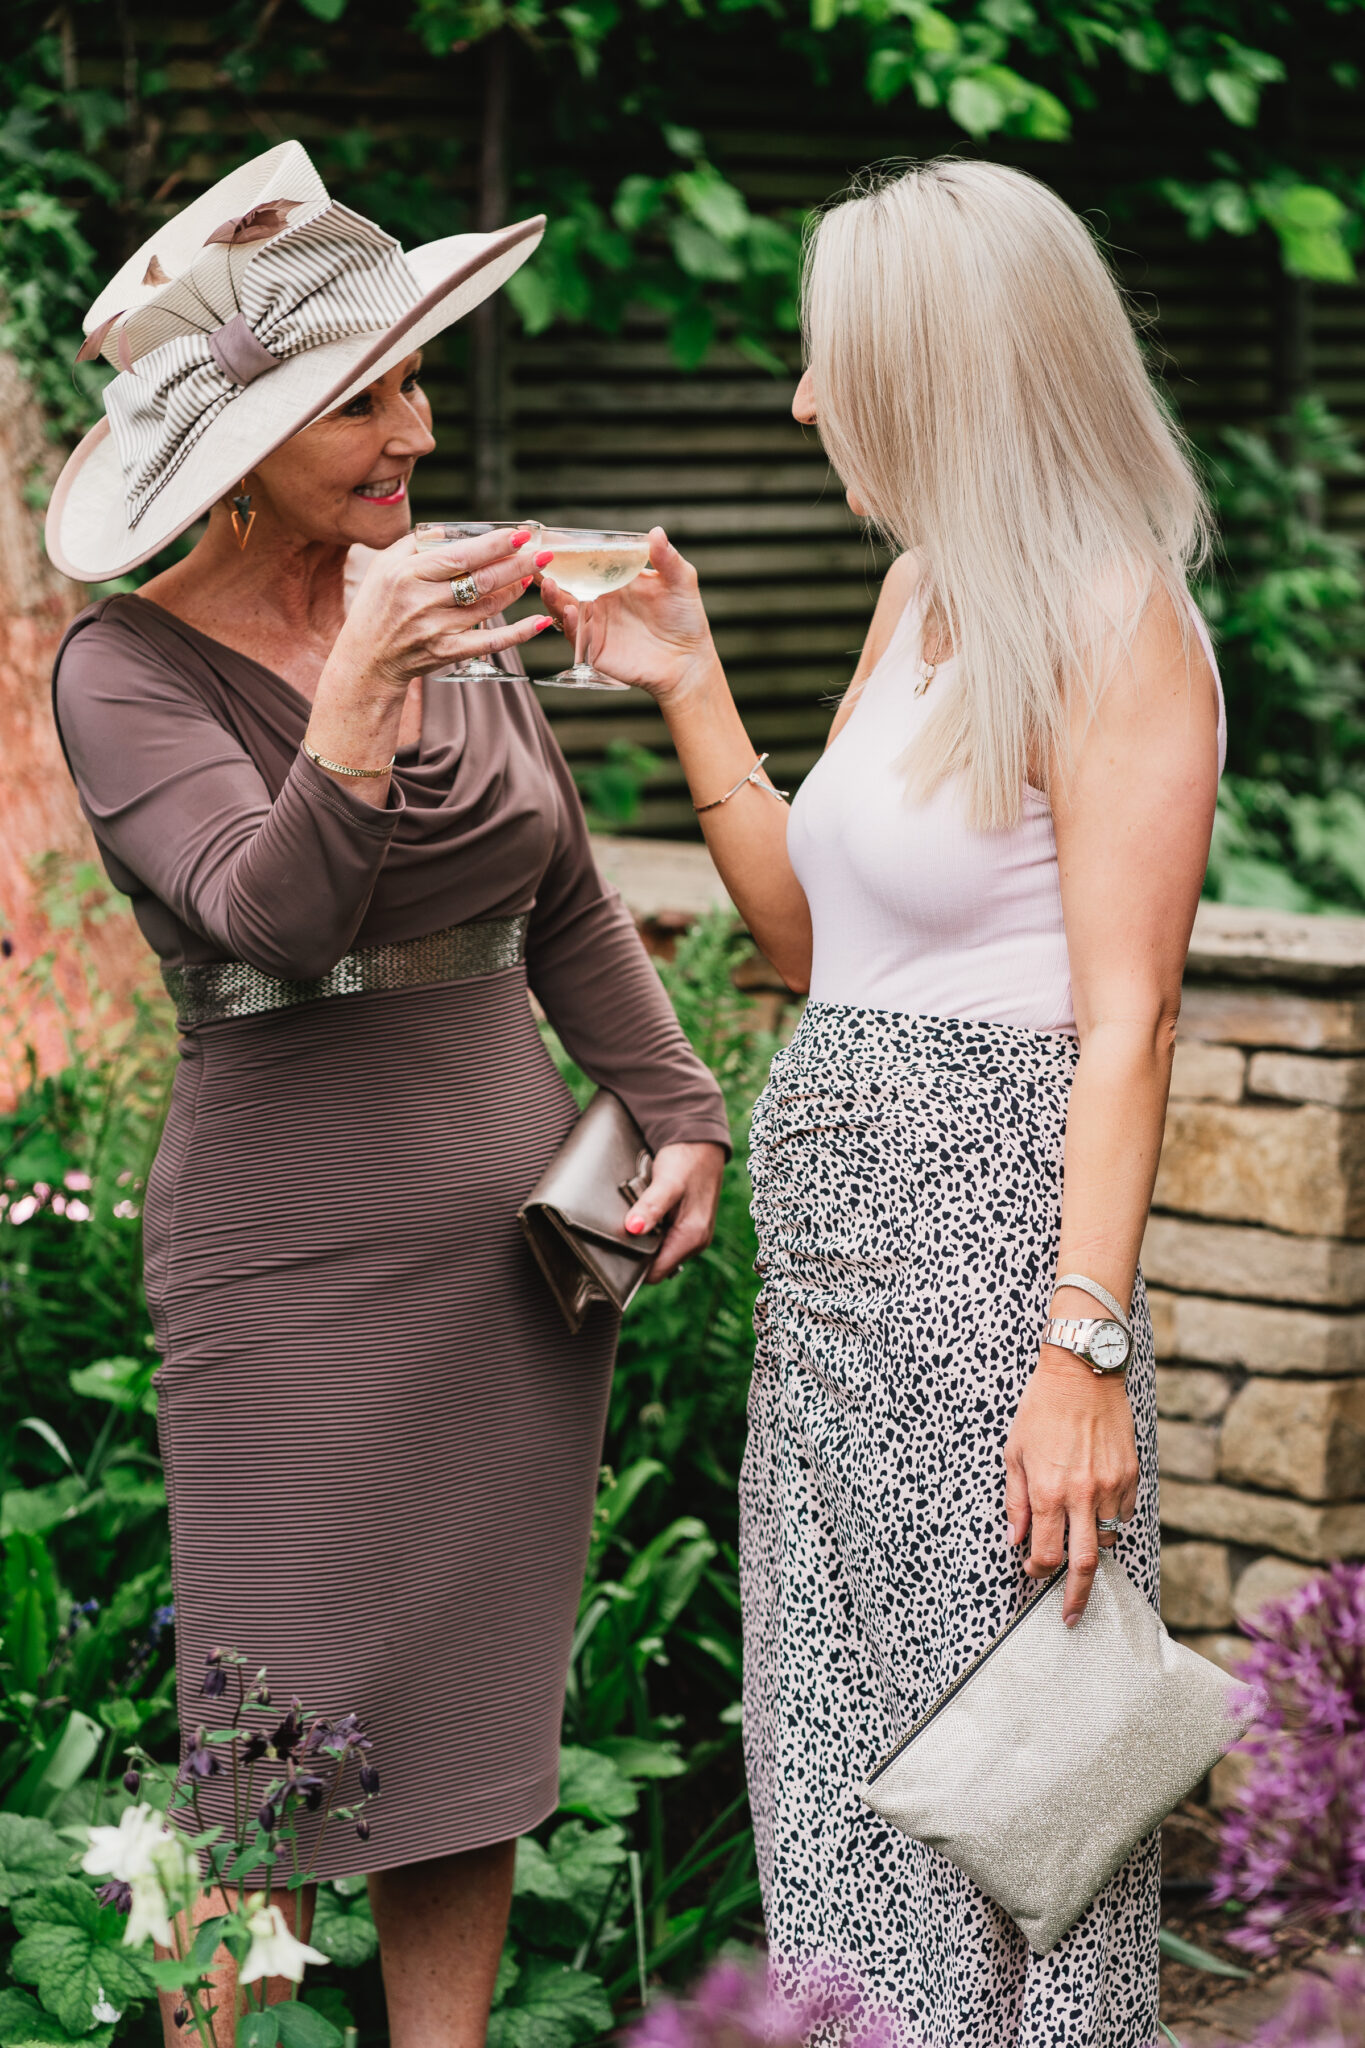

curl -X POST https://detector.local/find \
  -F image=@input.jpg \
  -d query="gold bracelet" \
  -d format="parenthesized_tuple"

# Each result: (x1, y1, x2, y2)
(693, 753, 790, 814)
(302, 740, 396, 781)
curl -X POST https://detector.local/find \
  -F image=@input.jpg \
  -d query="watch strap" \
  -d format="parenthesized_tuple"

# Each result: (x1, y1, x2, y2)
(1053, 1272, 1131, 1334)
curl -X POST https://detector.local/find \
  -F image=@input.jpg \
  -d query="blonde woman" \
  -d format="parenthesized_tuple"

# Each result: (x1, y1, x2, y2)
(542, 161, 1222, 2044)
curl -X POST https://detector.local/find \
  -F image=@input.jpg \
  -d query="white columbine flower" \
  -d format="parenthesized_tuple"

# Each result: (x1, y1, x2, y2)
(82, 1804, 167, 1885)
(91, 1991, 122, 2024)
(124, 1872, 174, 1949)
(239, 1902, 329, 1985)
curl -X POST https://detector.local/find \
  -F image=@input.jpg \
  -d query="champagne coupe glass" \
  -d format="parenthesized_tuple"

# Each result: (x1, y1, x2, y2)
(413, 520, 541, 680)
(517, 527, 651, 691)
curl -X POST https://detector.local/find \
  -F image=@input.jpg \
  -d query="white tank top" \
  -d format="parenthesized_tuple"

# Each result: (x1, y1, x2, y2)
(787, 591, 1226, 1036)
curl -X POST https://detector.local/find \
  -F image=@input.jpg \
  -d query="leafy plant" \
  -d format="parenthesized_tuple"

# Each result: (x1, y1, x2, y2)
(1198, 398, 1365, 914)
(3, 0, 1364, 425)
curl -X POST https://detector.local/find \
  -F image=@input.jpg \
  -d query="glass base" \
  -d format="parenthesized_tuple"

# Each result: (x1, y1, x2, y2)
(539, 664, 632, 692)
(431, 657, 508, 681)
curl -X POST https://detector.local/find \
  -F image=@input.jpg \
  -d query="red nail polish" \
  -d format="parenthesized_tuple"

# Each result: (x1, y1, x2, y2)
(535, 616, 553, 632)
(535, 551, 554, 569)
(625, 1217, 642, 1234)
(511, 529, 532, 547)
(522, 576, 533, 590)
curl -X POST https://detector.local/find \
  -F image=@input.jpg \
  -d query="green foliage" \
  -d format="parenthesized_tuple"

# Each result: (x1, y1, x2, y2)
(574, 742, 663, 831)
(2, 0, 1363, 419)
(1197, 398, 1365, 914)
(9, 1883, 155, 2037)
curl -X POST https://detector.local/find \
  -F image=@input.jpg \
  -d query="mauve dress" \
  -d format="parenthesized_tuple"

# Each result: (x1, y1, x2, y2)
(53, 593, 729, 1878)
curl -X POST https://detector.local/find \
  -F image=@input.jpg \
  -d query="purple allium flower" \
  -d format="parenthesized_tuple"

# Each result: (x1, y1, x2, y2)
(625, 1950, 896, 2048)
(1212, 1561, 1365, 1955)
(1230, 1954, 1365, 2046)
(97, 1879, 132, 1913)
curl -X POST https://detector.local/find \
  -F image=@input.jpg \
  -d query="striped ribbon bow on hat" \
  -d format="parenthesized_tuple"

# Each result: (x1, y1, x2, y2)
(100, 202, 423, 526)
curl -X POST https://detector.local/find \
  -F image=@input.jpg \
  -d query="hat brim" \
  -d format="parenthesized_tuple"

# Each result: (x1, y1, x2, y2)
(46, 215, 545, 584)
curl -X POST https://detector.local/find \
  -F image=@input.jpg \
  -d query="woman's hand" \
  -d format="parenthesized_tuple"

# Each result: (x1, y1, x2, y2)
(622, 1140, 726, 1281)
(539, 528, 719, 705)
(1003, 1347, 1139, 1627)
(328, 526, 553, 693)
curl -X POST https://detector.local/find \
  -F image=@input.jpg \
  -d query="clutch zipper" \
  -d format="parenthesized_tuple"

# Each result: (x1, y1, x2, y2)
(864, 1564, 1068, 1786)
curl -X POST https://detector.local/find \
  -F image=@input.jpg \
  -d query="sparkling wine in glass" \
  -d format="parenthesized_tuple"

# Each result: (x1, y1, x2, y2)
(413, 521, 541, 680)
(518, 527, 651, 691)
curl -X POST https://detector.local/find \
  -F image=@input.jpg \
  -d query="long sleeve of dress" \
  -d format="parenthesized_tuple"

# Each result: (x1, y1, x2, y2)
(54, 609, 403, 981)
(526, 716, 731, 1156)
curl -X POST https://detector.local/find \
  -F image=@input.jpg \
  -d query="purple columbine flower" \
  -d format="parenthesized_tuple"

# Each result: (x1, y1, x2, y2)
(201, 1656, 227, 1700)
(97, 1879, 132, 1914)
(258, 1800, 278, 1833)
(355, 1816, 371, 1842)
(179, 1727, 220, 1782)
(359, 1763, 380, 1796)
(122, 1768, 140, 1795)
(267, 1708, 303, 1762)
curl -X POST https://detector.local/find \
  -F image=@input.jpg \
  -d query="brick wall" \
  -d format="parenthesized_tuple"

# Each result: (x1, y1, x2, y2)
(596, 840, 1365, 1729)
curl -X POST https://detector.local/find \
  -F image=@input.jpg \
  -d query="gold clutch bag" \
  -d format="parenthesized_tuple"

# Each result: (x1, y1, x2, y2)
(517, 1090, 661, 1333)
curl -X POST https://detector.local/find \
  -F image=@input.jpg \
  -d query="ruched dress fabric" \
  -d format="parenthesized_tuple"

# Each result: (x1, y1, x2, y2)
(53, 594, 729, 1878)
(740, 590, 1223, 2047)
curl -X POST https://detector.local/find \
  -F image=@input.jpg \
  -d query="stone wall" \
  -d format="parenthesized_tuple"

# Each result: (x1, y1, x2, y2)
(597, 840, 1365, 1717)
(1143, 903, 1365, 1706)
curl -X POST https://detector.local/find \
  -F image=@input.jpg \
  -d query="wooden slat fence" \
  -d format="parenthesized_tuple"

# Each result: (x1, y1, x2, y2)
(85, 12, 1365, 830)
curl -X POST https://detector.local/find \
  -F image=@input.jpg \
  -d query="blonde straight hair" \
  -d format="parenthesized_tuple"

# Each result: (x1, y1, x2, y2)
(802, 159, 1211, 829)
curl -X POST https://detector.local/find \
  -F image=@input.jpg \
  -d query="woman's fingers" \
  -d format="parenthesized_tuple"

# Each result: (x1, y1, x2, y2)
(1062, 1516, 1101, 1628)
(1003, 1453, 1032, 1551)
(1024, 1495, 1067, 1581)
(421, 613, 555, 671)
(408, 526, 539, 581)
(624, 1141, 725, 1282)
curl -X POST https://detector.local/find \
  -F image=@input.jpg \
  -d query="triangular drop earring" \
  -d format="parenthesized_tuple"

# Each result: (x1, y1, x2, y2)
(229, 478, 255, 549)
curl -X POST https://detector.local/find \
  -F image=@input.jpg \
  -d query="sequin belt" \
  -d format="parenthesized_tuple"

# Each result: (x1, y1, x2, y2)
(162, 914, 530, 1030)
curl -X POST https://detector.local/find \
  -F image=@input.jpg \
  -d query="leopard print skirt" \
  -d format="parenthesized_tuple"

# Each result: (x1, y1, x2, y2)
(741, 1002, 1161, 2048)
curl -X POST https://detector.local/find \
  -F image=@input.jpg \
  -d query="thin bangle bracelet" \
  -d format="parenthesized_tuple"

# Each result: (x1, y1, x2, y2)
(302, 740, 396, 780)
(1052, 1272, 1132, 1333)
(693, 753, 791, 814)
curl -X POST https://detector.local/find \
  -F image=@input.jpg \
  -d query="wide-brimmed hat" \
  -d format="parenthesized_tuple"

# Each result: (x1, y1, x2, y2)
(45, 139, 545, 583)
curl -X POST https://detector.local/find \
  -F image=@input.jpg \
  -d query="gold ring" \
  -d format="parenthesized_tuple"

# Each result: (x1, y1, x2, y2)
(450, 574, 480, 606)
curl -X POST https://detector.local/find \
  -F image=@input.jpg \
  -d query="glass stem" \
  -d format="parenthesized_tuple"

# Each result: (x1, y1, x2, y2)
(573, 601, 590, 671)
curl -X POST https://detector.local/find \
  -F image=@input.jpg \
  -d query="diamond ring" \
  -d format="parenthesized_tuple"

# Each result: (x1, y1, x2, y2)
(1097, 1516, 1124, 1534)
(450, 574, 480, 606)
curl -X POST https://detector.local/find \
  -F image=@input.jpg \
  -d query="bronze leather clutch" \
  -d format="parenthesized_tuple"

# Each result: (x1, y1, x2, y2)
(517, 1090, 661, 1333)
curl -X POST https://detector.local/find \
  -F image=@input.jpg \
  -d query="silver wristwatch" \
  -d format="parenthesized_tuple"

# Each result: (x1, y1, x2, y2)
(1041, 1271, 1133, 1376)
(1042, 1315, 1132, 1375)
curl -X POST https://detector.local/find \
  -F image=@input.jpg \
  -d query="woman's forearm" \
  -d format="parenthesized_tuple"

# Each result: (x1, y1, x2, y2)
(660, 657, 814, 989)
(1051, 1014, 1177, 1318)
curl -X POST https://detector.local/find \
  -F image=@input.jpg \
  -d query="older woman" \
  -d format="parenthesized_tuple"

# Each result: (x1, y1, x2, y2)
(47, 143, 727, 2048)
(547, 160, 1222, 2047)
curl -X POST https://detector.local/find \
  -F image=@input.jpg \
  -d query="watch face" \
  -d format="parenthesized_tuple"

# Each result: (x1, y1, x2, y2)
(1088, 1321, 1131, 1371)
